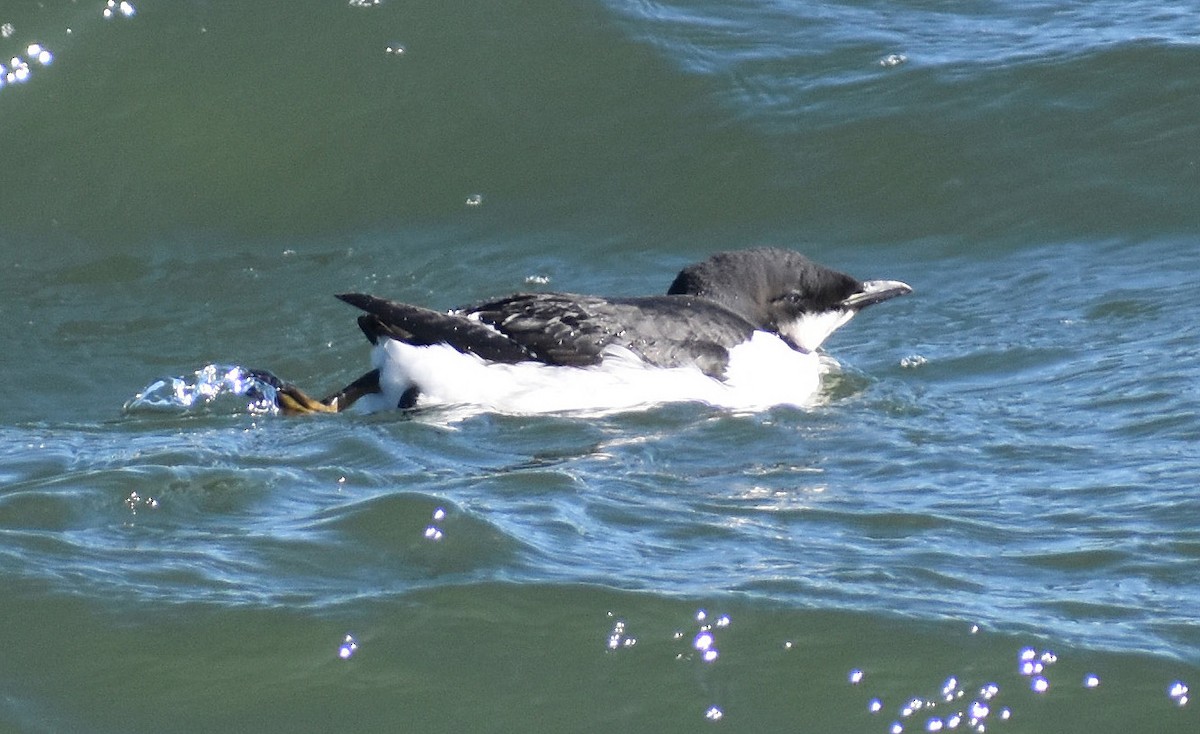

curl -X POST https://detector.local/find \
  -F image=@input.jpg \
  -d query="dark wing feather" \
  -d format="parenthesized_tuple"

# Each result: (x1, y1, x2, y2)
(336, 293, 531, 363)
(459, 293, 618, 367)
(463, 293, 757, 377)
(338, 291, 758, 379)
(610, 295, 757, 377)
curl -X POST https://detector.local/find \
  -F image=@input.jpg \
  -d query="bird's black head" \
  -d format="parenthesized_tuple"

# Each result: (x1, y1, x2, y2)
(667, 248, 912, 352)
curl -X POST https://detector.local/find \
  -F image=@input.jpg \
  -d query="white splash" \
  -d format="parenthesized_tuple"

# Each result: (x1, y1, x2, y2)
(124, 364, 280, 414)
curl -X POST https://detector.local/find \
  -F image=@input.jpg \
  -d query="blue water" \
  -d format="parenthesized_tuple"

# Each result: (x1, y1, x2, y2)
(2, 1, 1199, 732)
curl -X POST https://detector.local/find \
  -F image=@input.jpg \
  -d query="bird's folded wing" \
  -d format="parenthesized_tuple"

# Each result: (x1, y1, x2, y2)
(338, 292, 758, 377)
(457, 293, 619, 366)
(465, 293, 757, 376)
(336, 293, 532, 363)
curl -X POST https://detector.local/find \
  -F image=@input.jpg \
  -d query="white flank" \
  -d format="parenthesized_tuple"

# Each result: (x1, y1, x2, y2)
(353, 331, 831, 416)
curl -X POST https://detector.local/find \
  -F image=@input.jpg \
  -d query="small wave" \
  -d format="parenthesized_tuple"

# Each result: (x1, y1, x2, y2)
(123, 364, 281, 416)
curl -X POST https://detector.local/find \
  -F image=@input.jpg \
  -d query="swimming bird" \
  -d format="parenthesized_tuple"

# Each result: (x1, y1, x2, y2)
(269, 248, 911, 415)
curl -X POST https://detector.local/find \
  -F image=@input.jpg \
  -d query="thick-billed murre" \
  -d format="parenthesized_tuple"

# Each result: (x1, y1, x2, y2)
(269, 248, 912, 415)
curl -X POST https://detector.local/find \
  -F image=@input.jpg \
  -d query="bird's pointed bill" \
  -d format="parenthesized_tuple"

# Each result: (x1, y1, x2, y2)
(840, 279, 913, 310)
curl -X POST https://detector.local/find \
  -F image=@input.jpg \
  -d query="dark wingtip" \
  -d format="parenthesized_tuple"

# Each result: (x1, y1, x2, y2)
(336, 293, 372, 309)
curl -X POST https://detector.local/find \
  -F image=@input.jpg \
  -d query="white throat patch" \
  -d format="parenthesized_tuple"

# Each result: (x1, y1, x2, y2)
(779, 310, 855, 353)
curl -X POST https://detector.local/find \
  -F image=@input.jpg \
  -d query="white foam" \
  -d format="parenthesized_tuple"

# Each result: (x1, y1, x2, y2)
(355, 330, 831, 416)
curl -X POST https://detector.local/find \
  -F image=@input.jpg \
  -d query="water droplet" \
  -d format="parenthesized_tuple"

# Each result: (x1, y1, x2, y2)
(124, 491, 159, 512)
(337, 634, 358, 660)
(606, 618, 637, 651)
